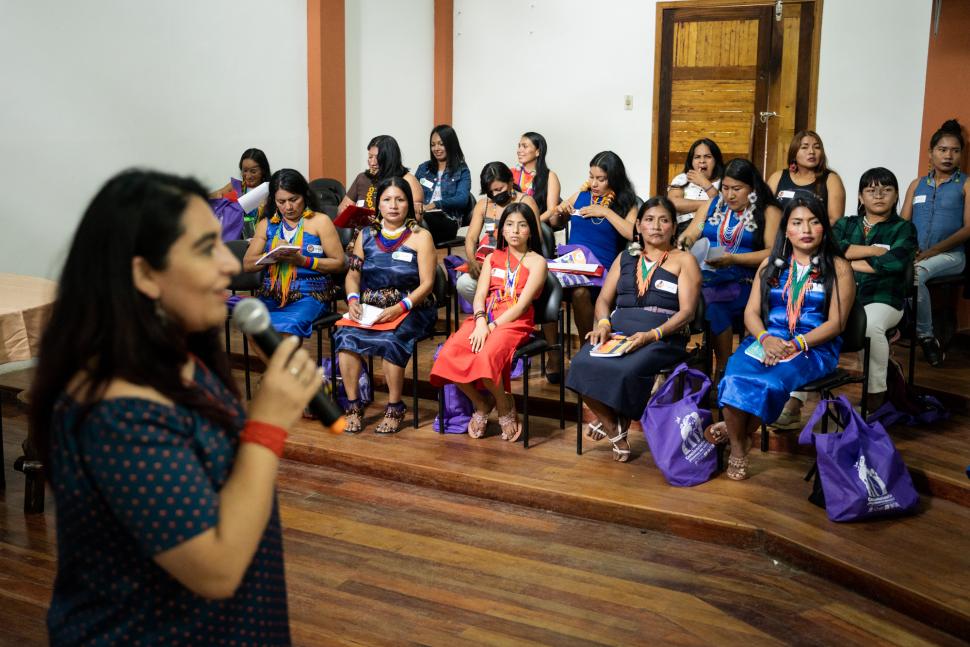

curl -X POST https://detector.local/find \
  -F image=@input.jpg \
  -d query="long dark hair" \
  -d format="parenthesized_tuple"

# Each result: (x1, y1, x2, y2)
(722, 158, 778, 249)
(265, 168, 310, 220)
(786, 130, 832, 175)
(589, 151, 637, 217)
(929, 118, 964, 150)
(679, 138, 725, 181)
(495, 202, 542, 253)
(372, 176, 417, 230)
(239, 147, 271, 184)
(856, 167, 899, 217)
(479, 161, 514, 196)
(427, 124, 465, 174)
(368, 135, 409, 182)
(28, 170, 238, 475)
(521, 132, 552, 212)
(759, 194, 843, 325)
(634, 196, 678, 248)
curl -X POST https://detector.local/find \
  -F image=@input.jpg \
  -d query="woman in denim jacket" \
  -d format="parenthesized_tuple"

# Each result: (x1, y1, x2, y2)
(414, 124, 472, 244)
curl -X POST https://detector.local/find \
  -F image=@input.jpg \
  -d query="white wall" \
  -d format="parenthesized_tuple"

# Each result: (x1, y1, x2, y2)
(453, 0, 932, 204)
(815, 0, 931, 198)
(0, 0, 308, 279)
(344, 0, 434, 184)
(453, 0, 657, 198)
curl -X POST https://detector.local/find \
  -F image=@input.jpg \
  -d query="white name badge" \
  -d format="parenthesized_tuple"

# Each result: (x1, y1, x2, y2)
(356, 199, 365, 207)
(420, 177, 434, 189)
(913, 195, 927, 204)
(306, 244, 323, 254)
(491, 268, 506, 279)
(484, 222, 496, 232)
(777, 190, 796, 199)
(654, 279, 678, 294)
(874, 243, 891, 251)
(392, 251, 413, 263)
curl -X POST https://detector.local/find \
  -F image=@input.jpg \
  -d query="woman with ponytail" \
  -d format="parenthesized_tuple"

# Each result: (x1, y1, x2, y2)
(711, 194, 854, 480)
(512, 132, 562, 223)
(901, 118, 970, 367)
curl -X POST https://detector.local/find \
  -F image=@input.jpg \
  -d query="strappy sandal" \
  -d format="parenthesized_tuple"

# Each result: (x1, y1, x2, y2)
(704, 421, 729, 445)
(498, 402, 522, 442)
(468, 411, 489, 438)
(606, 427, 631, 463)
(344, 400, 364, 434)
(585, 420, 608, 442)
(375, 402, 407, 435)
(726, 453, 750, 480)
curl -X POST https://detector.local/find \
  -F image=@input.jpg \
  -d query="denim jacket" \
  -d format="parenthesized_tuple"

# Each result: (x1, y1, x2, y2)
(414, 161, 472, 222)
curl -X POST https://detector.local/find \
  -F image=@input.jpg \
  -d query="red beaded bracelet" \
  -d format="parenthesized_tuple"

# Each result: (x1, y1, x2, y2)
(240, 421, 288, 458)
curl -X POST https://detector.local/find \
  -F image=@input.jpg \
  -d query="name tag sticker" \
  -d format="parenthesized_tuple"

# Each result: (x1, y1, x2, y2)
(419, 178, 434, 188)
(810, 281, 825, 292)
(913, 195, 927, 204)
(777, 190, 796, 199)
(356, 199, 365, 207)
(874, 243, 891, 250)
(392, 251, 413, 263)
(654, 279, 678, 294)
(484, 222, 496, 232)
(491, 268, 506, 279)
(305, 244, 322, 254)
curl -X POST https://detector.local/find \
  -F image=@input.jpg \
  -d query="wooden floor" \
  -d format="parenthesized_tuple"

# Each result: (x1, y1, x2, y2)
(2, 316, 969, 644)
(0, 407, 964, 647)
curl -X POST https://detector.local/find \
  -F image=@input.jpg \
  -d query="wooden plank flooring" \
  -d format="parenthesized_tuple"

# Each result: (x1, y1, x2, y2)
(0, 406, 964, 646)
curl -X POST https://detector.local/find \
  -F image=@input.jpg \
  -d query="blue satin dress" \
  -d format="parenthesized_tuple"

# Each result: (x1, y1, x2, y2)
(718, 268, 841, 423)
(334, 228, 437, 367)
(700, 197, 760, 335)
(257, 218, 332, 338)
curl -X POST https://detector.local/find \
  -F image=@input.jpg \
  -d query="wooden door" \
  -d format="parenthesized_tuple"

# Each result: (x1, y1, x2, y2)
(653, 1, 820, 193)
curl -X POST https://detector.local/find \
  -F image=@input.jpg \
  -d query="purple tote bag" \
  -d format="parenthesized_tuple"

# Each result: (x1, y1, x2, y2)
(640, 363, 716, 486)
(798, 396, 919, 522)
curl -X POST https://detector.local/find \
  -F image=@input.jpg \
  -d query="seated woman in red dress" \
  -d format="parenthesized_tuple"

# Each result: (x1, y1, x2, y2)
(430, 203, 548, 441)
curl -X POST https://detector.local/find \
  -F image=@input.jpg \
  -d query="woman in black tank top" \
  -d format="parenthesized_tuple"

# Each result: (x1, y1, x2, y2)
(767, 130, 846, 225)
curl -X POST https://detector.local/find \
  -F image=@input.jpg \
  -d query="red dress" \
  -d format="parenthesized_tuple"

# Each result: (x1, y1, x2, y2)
(430, 248, 536, 390)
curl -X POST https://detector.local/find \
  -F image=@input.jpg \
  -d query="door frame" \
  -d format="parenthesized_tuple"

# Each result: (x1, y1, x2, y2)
(650, 0, 824, 194)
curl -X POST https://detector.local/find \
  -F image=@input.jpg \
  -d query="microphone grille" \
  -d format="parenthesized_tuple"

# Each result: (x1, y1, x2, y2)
(233, 298, 271, 335)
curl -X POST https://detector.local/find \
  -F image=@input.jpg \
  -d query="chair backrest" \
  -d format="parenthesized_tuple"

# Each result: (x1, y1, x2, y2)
(337, 226, 355, 249)
(226, 239, 262, 291)
(840, 298, 868, 353)
(532, 273, 563, 326)
(308, 178, 346, 212)
(433, 264, 448, 307)
(539, 222, 556, 259)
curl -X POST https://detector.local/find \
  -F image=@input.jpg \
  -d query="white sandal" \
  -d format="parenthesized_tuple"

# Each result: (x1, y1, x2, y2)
(585, 420, 607, 441)
(606, 428, 631, 463)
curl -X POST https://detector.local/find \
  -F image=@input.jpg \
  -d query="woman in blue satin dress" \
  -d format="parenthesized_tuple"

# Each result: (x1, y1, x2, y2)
(335, 176, 438, 434)
(713, 194, 855, 480)
(242, 169, 346, 337)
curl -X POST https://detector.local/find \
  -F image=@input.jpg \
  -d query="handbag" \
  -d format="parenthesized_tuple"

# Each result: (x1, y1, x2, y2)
(320, 357, 373, 409)
(798, 395, 920, 522)
(640, 363, 716, 486)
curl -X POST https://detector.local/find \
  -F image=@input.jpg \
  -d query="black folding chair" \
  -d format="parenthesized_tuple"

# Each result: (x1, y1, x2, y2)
(224, 240, 262, 399)
(308, 178, 346, 219)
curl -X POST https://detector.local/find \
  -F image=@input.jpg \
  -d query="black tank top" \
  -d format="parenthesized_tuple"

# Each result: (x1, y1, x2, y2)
(776, 169, 829, 210)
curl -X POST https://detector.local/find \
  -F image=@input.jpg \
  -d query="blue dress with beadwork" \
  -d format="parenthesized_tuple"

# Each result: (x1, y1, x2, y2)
(718, 267, 841, 423)
(256, 217, 334, 338)
(334, 228, 437, 367)
(569, 191, 629, 272)
(700, 196, 761, 335)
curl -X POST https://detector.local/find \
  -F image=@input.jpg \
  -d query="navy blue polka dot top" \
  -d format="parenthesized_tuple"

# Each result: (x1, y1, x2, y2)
(47, 362, 290, 645)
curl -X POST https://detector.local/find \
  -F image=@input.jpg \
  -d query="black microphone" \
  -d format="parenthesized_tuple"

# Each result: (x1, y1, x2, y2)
(233, 298, 345, 434)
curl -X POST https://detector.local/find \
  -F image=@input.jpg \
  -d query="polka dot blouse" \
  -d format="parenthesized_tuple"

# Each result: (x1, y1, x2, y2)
(47, 363, 290, 645)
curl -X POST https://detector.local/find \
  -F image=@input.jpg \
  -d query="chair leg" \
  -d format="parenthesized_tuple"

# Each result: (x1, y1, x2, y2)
(243, 334, 252, 400)
(0, 396, 5, 491)
(565, 304, 572, 359)
(412, 348, 419, 428)
(329, 329, 339, 399)
(559, 313, 566, 428)
(761, 422, 768, 452)
(522, 366, 530, 449)
(224, 318, 231, 357)
(437, 386, 445, 434)
(576, 393, 583, 455)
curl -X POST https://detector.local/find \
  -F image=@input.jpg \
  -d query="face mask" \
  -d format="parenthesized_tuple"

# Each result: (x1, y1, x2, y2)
(491, 189, 513, 206)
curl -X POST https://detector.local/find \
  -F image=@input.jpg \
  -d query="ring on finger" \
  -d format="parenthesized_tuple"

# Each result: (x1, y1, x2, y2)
(289, 366, 301, 377)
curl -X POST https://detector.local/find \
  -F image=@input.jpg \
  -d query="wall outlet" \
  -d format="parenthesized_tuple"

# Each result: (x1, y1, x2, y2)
(624, 95, 633, 110)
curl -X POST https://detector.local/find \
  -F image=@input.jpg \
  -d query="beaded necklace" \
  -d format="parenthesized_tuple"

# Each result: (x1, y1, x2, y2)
(714, 198, 754, 253)
(783, 258, 816, 335)
(587, 190, 615, 225)
(267, 209, 312, 306)
(365, 184, 377, 209)
(635, 250, 669, 297)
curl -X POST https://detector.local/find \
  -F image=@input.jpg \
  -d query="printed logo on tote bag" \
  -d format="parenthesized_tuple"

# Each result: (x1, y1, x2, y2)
(855, 455, 900, 512)
(678, 412, 713, 464)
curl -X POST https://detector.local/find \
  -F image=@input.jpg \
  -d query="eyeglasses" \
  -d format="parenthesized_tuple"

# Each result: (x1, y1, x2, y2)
(862, 187, 895, 198)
